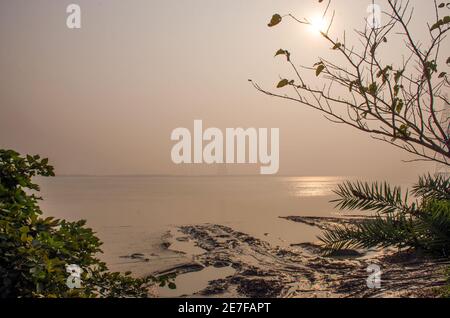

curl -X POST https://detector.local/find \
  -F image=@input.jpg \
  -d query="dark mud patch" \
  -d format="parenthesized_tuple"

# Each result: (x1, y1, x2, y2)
(160, 219, 449, 298)
(176, 224, 357, 297)
(290, 242, 365, 258)
(119, 253, 150, 262)
(151, 216, 447, 298)
(155, 262, 205, 277)
(280, 215, 373, 232)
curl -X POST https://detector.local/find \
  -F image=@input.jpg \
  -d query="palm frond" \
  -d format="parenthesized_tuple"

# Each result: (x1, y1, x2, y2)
(319, 214, 418, 252)
(323, 175, 450, 257)
(412, 174, 450, 200)
(414, 199, 450, 255)
(332, 180, 410, 214)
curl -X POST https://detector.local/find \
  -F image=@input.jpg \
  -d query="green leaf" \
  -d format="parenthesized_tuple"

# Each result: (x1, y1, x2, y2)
(274, 49, 290, 61)
(20, 233, 31, 243)
(395, 99, 404, 114)
(268, 14, 282, 27)
(394, 70, 403, 83)
(394, 84, 403, 97)
(332, 43, 342, 50)
(316, 64, 325, 76)
(275, 49, 286, 57)
(398, 124, 410, 137)
(430, 16, 450, 31)
(19, 226, 29, 234)
(276, 79, 289, 88)
(431, 21, 440, 31)
(368, 82, 378, 96)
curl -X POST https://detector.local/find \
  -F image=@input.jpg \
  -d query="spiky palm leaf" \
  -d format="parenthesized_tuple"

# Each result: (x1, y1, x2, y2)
(332, 180, 411, 214)
(414, 199, 450, 255)
(319, 214, 418, 252)
(412, 174, 450, 200)
(321, 175, 450, 257)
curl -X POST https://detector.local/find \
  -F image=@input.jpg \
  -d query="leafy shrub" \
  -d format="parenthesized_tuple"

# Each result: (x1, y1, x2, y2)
(442, 267, 450, 298)
(0, 149, 174, 298)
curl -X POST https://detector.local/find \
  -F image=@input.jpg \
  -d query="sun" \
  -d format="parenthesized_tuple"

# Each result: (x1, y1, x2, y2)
(309, 15, 327, 34)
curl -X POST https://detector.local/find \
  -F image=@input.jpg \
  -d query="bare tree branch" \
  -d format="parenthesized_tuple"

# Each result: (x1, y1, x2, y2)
(253, 0, 450, 166)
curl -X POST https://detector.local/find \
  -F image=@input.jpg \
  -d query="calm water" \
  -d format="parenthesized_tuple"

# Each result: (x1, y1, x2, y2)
(36, 176, 411, 296)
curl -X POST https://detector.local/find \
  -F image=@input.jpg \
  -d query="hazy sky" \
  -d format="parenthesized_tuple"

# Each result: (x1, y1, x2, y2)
(0, 0, 445, 179)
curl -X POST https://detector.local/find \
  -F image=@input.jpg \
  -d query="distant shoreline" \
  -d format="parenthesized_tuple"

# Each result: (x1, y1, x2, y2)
(46, 174, 357, 179)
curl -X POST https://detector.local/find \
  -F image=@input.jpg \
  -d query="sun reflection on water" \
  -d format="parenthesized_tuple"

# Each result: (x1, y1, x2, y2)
(286, 176, 345, 197)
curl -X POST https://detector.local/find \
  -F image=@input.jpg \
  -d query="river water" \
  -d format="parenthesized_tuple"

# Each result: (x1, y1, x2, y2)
(37, 175, 411, 297)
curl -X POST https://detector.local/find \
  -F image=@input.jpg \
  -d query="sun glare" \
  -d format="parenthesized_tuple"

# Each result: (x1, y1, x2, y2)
(310, 15, 327, 34)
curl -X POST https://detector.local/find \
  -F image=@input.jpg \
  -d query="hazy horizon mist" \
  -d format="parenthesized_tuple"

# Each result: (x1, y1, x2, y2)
(0, 0, 442, 180)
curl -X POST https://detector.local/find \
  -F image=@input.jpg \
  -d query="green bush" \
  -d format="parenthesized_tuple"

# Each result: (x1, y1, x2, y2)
(0, 149, 174, 298)
(443, 267, 450, 298)
(319, 174, 450, 257)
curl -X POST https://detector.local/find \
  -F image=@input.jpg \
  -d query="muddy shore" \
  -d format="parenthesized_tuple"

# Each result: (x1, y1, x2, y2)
(148, 216, 448, 298)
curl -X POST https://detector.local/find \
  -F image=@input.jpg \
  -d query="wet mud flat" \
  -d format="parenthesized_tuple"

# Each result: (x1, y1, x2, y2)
(152, 216, 448, 298)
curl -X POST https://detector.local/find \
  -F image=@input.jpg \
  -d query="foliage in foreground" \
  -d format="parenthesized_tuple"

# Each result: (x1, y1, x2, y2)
(319, 174, 450, 257)
(442, 267, 450, 298)
(0, 149, 174, 298)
